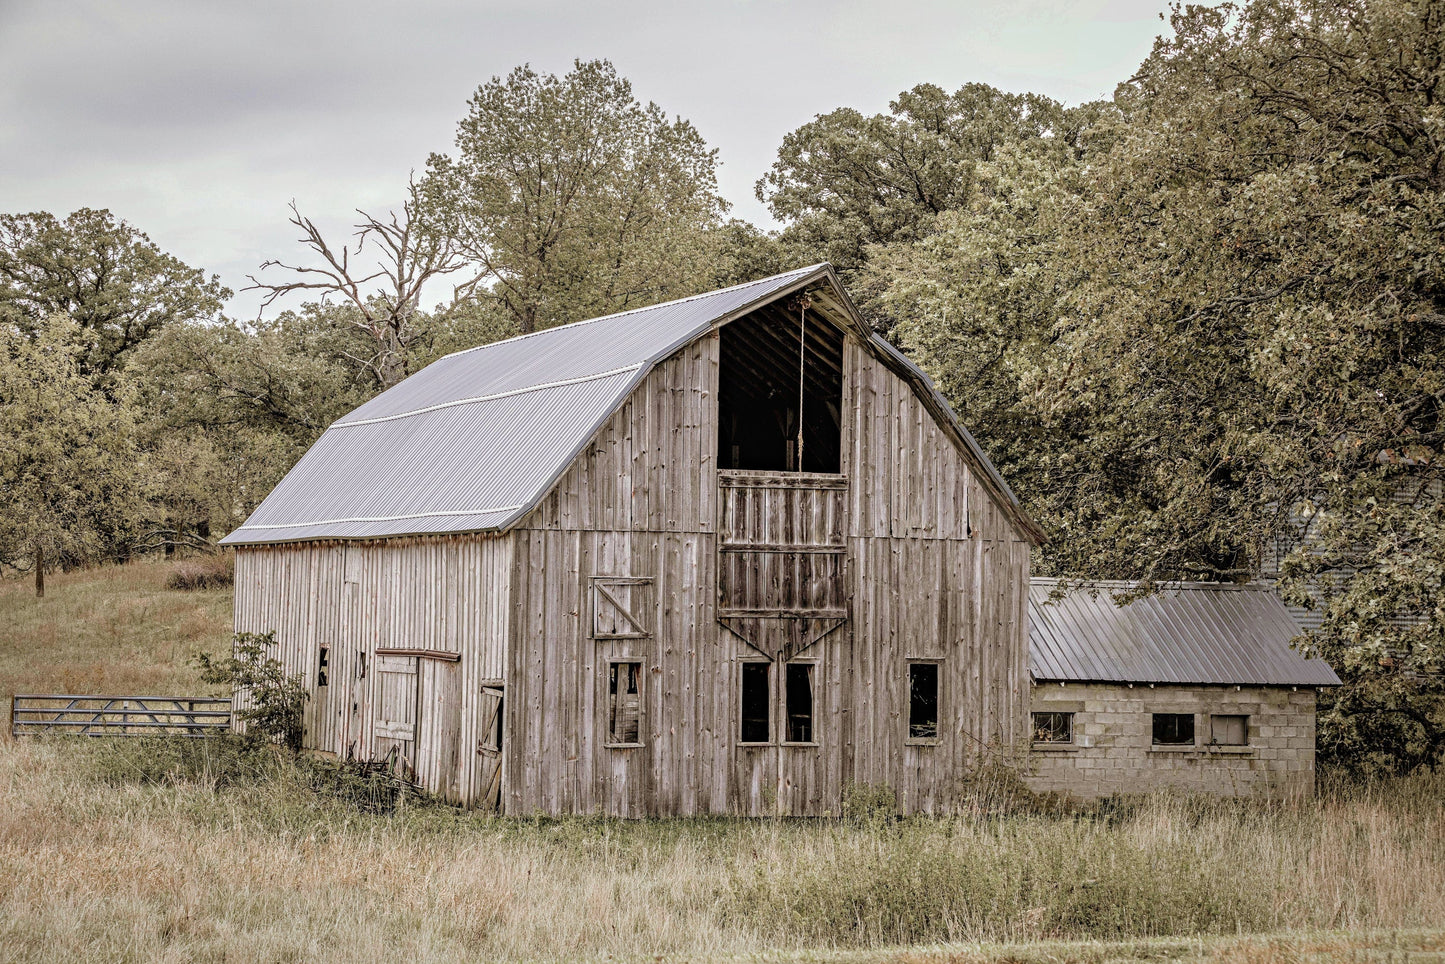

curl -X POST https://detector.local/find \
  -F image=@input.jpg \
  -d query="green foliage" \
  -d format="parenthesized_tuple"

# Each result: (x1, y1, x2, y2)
(196, 631, 308, 752)
(423, 59, 729, 333)
(758, 81, 1112, 306)
(834, 0, 1444, 773)
(0, 314, 145, 588)
(0, 208, 228, 377)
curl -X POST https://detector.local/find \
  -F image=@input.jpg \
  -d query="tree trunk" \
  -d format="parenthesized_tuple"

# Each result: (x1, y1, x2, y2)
(34, 542, 44, 598)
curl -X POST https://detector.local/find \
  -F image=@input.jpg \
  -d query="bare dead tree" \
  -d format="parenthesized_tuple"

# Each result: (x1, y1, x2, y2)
(245, 178, 475, 390)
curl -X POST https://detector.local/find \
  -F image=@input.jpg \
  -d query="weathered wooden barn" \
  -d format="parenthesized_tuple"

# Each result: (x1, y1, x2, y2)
(1025, 579, 1341, 799)
(220, 264, 1045, 815)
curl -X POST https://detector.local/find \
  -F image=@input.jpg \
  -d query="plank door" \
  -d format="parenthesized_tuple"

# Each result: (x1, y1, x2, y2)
(476, 686, 505, 811)
(373, 655, 419, 777)
(415, 659, 463, 801)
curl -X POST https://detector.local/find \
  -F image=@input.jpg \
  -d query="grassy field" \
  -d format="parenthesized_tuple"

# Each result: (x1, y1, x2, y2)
(1, 562, 1442, 963)
(0, 558, 232, 699)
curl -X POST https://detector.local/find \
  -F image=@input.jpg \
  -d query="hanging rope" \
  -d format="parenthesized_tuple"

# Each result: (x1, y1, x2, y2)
(796, 301, 806, 472)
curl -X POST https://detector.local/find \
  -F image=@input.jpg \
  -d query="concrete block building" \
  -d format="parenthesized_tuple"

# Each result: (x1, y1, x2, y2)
(1026, 579, 1341, 798)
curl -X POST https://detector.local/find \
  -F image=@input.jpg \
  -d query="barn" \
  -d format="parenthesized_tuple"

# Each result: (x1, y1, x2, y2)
(1026, 579, 1341, 799)
(220, 263, 1045, 816)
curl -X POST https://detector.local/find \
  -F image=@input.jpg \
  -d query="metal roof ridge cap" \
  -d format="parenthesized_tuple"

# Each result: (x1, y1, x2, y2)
(433, 264, 830, 364)
(332, 364, 644, 428)
(231, 505, 527, 531)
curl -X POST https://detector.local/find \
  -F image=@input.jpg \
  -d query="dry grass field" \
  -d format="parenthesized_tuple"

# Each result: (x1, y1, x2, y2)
(1, 562, 1442, 963)
(0, 558, 232, 699)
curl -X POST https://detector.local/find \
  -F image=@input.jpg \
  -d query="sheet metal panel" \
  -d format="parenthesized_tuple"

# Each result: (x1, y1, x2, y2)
(1028, 578, 1341, 686)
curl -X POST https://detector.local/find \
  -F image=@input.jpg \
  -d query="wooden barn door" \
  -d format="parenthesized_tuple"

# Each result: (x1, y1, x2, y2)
(414, 658, 463, 801)
(373, 654, 419, 778)
(476, 686, 505, 811)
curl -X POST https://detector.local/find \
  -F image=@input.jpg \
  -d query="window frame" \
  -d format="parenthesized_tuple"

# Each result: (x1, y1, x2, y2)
(782, 659, 819, 747)
(1151, 712, 1197, 747)
(591, 576, 654, 640)
(738, 660, 773, 746)
(603, 659, 646, 749)
(1031, 710, 1074, 745)
(905, 658, 943, 746)
(1209, 713, 1249, 747)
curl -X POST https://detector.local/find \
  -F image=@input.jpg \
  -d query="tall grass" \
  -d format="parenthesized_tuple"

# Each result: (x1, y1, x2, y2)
(0, 735, 1440, 963)
(2, 563, 1441, 961)
(0, 558, 231, 701)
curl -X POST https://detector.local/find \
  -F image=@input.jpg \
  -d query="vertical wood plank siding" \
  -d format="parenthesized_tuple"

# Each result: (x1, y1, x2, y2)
(505, 331, 1031, 815)
(233, 534, 511, 802)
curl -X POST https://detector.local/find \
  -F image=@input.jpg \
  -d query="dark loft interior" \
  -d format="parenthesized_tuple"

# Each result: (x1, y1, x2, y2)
(718, 298, 844, 473)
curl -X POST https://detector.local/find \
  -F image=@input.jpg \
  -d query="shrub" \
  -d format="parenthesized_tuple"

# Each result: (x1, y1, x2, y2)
(165, 553, 234, 590)
(196, 631, 308, 751)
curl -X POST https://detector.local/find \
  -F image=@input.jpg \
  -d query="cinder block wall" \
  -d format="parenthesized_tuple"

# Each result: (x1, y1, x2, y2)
(1025, 683, 1318, 798)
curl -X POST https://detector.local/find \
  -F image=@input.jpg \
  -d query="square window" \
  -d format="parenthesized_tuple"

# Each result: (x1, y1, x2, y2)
(740, 662, 771, 743)
(785, 662, 815, 744)
(1152, 712, 1195, 746)
(592, 577, 654, 639)
(1032, 711, 1073, 744)
(607, 661, 643, 745)
(1210, 714, 1248, 746)
(907, 662, 939, 741)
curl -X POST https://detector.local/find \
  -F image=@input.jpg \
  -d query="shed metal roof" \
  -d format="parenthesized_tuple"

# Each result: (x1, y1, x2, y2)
(221, 264, 1041, 546)
(1029, 579, 1341, 687)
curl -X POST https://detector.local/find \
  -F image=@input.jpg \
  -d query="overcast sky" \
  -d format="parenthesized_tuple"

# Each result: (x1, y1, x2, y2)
(0, 0, 1170, 318)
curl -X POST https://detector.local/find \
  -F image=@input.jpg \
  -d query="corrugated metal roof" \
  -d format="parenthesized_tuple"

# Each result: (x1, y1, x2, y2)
(1029, 578, 1341, 686)
(221, 263, 1041, 546)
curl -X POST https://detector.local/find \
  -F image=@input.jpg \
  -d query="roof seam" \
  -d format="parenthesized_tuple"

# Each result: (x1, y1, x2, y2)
(233, 506, 525, 531)
(332, 365, 643, 428)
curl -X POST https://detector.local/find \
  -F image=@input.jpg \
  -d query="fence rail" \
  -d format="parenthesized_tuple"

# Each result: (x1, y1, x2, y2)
(10, 695, 232, 738)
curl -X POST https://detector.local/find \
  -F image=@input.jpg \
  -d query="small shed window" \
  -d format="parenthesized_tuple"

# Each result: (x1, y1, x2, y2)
(317, 646, 329, 688)
(1032, 711, 1073, 744)
(607, 661, 643, 746)
(1210, 714, 1248, 746)
(740, 662, 771, 743)
(907, 661, 940, 741)
(1152, 713, 1195, 746)
(784, 662, 815, 744)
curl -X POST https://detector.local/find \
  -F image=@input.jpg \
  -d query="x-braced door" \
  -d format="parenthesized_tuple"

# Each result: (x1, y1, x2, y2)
(476, 685, 505, 811)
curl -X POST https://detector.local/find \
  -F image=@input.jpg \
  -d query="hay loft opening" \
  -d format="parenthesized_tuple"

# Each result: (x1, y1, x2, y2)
(718, 296, 844, 473)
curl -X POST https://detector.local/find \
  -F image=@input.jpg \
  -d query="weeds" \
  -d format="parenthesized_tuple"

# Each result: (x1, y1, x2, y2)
(164, 552, 234, 591)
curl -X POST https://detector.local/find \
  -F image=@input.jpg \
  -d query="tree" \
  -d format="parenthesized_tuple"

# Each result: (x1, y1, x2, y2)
(872, 0, 1444, 772)
(245, 180, 471, 391)
(0, 209, 228, 377)
(0, 314, 144, 595)
(758, 83, 1104, 275)
(423, 59, 729, 333)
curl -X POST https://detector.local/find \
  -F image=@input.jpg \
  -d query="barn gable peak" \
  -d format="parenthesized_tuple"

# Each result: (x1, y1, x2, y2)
(220, 264, 1042, 546)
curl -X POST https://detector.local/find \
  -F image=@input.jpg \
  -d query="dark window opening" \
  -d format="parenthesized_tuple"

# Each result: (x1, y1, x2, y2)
(908, 662, 939, 740)
(718, 298, 844, 473)
(608, 661, 642, 745)
(1032, 711, 1072, 744)
(740, 662, 771, 743)
(785, 662, 814, 743)
(1153, 713, 1195, 746)
(1210, 714, 1248, 746)
(356, 650, 366, 680)
(317, 646, 329, 688)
